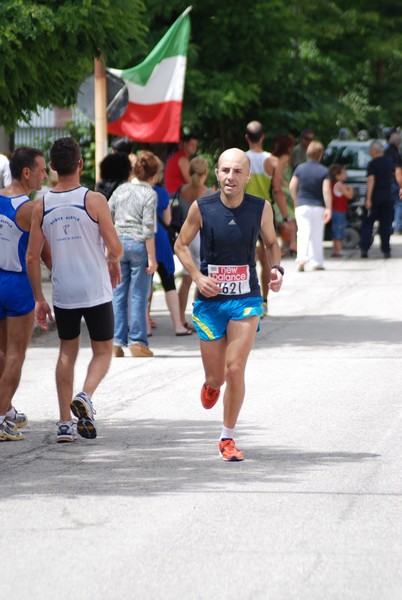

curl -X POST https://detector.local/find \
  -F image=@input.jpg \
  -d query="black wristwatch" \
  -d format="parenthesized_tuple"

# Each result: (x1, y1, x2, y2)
(283, 215, 291, 223)
(272, 264, 285, 276)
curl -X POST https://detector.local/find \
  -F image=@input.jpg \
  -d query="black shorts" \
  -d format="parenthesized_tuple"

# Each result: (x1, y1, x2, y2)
(157, 262, 176, 292)
(53, 302, 114, 341)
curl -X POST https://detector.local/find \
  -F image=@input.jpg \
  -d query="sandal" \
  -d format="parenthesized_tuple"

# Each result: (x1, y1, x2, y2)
(184, 321, 196, 332)
(175, 329, 193, 336)
(148, 317, 157, 329)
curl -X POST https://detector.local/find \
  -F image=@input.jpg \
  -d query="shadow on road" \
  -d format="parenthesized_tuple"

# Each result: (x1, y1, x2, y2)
(1, 419, 379, 500)
(30, 312, 402, 351)
(259, 314, 402, 348)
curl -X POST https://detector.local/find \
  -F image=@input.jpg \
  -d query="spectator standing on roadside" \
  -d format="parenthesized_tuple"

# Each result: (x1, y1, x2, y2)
(111, 137, 133, 156)
(152, 158, 192, 336)
(270, 134, 296, 257)
(34, 164, 58, 198)
(384, 132, 402, 234)
(290, 141, 332, 271)
(328, 164, 354, 257)
(245, 121, 291, 315)
(109, 150, 158, 358)
(164, 133, 198, 195)
(95, 152, 132, 201)
(27, 137, 122, 443)
(0, 152, 11, 188)
(291, 129, 314, 171)
(360, 140, 394, 259)
(177, 156, 214, 330)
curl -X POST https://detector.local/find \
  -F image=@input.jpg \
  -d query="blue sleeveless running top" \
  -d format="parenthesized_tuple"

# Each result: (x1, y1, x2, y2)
(197, 192, 264, 302)
(0, 194, 31, 273)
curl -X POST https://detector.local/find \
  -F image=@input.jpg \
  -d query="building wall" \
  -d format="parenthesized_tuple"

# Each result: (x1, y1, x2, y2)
(13, 106, 89, 150)
(0, 127, 10, 154)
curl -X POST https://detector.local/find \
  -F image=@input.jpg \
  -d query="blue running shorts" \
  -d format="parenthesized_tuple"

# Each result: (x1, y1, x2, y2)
(0, 270, 34, 320)
(192, 296, 264, 341)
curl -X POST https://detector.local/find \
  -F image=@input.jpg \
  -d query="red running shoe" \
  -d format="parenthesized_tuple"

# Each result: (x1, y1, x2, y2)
(219, 439, 244, 462)
(200, 384, 220, 409)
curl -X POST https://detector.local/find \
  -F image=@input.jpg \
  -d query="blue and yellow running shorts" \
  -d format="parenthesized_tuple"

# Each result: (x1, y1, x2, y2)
(192, 296, 264, 341)
(0, 271, 34, 320)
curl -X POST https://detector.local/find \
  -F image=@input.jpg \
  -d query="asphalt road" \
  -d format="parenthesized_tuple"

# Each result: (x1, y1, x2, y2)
(2, 237, 402, 599)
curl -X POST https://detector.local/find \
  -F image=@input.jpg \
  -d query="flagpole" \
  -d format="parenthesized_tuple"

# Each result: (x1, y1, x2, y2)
(94, 56, 108, 182)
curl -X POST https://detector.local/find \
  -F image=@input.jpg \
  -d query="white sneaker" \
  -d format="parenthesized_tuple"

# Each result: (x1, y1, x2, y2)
(0, 418, 25, 441)
(70, 392, 97, 439)
(57, 421, 77, 443)
(5, 407, 28, 429)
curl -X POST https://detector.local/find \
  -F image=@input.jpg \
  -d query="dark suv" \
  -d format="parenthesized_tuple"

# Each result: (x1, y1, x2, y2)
(322, 139, 385, 248)
(323, 139, 378, 203)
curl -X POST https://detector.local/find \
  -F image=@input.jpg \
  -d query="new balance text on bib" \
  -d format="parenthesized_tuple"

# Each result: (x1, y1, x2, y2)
(208, 264, 251, 295)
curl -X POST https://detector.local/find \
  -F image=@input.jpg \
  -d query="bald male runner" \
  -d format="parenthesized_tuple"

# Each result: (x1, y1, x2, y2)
(175, 148, 283, 461)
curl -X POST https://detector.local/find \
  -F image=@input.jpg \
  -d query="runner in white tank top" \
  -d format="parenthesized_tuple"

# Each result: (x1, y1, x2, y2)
(42, 186, 112, 309)
(27, 137, 122, 444)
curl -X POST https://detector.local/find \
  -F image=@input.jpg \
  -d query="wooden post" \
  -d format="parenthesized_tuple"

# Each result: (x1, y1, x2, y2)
(94, 56, 108, 182)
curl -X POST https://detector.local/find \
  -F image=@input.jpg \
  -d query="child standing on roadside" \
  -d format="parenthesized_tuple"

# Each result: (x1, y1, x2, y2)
(329, 164, 354, 257)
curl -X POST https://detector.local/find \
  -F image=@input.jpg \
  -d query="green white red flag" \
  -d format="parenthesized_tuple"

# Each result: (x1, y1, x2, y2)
(107, 7, 191, 143)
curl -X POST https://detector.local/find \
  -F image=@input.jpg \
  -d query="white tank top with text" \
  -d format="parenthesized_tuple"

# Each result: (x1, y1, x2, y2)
(42, 187, 112, 308)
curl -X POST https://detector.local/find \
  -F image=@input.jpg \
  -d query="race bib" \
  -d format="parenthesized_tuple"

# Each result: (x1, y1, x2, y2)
(208, 264, 250, 295)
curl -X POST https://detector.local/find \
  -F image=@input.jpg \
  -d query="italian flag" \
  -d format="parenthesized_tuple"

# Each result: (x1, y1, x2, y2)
(107, 7, 191, 143)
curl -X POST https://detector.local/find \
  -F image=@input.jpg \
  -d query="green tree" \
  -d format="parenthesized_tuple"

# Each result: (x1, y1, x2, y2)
(3, 1, 402, 152)
(294, 0, 402, 138)
(142, 0, 299, 152)
(0, 0, 146, 131)
(134, 1, 402, 150)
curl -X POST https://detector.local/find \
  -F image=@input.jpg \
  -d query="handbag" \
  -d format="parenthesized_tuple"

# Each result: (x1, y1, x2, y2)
(170, 185, 184, 233)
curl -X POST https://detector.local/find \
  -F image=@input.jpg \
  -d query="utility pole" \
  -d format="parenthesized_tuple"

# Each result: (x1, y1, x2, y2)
(94, 56, 108, 182)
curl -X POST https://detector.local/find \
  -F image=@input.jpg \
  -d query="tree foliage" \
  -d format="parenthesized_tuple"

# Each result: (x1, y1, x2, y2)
(139, 0, 402, 151)
(1, 0, 402, 152)
(0, 0, 146, 130)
